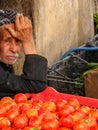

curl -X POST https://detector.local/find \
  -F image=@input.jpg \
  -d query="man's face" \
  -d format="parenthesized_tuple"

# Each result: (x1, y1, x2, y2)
(0, 24, 22, 64)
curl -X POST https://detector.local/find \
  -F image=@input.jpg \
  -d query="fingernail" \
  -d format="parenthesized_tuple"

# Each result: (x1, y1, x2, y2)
(17, 13, 23, 16)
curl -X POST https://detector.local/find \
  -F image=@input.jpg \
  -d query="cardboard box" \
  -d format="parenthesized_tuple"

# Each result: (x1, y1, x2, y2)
(84, 68, 98, 99)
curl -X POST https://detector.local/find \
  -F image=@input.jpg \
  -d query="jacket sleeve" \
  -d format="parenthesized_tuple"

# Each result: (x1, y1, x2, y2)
(0, 54, 48, 98)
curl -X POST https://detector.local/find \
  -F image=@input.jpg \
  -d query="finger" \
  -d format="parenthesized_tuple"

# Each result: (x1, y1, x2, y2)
(4, 27, 17, 38)
(15, 14, 22, 30)
(19, 15, 25, 26)
(23, 16, 30, 27)
(28, 18, 32, 27)
(25, 17, 33, 30)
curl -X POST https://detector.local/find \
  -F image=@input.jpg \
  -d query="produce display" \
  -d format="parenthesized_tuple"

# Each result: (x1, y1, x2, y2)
(0, 87, 98, 130)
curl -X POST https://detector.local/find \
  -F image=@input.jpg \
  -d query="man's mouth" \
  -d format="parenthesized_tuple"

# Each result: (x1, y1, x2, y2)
(7, 56, 17, 60)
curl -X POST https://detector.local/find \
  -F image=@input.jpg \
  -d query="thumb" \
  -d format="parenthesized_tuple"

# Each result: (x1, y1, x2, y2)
(4, 27, 17, 38)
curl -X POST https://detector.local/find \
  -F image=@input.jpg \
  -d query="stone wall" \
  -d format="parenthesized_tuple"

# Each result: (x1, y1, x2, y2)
(0, 0, 96, 74)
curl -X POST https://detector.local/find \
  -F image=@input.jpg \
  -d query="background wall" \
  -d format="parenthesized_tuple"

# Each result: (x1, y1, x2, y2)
(93, 0, 98, 13)
(33, 0, 94, 66)
(0, 0, 97, 74)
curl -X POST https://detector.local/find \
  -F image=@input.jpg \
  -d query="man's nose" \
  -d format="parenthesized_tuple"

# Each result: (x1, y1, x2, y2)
(10, 42, 18, 53)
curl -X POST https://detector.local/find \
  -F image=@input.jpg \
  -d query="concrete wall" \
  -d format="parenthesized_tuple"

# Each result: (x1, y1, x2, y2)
(92, 0, 98, 13)
(78, 0, 94, 45)
(33, 0, 94, 66)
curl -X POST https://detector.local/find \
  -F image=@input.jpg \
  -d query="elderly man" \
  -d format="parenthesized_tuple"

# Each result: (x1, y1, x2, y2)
(0, 10, 47, 98)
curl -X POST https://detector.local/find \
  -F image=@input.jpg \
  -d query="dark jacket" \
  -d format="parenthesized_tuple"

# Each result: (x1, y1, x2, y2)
(0, 54, 48, 98)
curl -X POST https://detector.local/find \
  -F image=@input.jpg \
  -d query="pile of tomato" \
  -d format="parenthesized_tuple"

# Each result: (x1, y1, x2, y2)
(0, 93, 98, 130)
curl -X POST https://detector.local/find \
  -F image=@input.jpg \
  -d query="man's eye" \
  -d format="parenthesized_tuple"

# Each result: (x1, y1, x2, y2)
(16, 39, 21, 44)
(4, 38, 11, 42)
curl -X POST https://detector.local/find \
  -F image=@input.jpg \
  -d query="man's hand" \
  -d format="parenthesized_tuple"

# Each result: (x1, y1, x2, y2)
(5, 14, 37, 54)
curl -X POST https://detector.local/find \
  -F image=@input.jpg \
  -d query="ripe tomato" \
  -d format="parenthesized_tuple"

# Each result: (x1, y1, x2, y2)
(85, 117, 97, 128)
(40, 101, 56, 112)
(13, 114, 28, 129)
(68, 98, 80, 110)
(73, 117, 97, 130)
(41, 119, 60, 130)
(29, 116, 42, 129)
(3, 101, 16, 111)
(7, 109, 19, 122)
(80, 106, 90, 115)
(56, 99, 67, 111)
(59, 114, 74, 128)
(73, 122, 90, 130)
(13, 128, 23, 130)
(0, 106, 6, 116)
(89, 109, 98, 121)
(23, 126, 37, 130)
(2, 126, 13, 130)
(0, 117, 11, 129)
(58, 127, 71, 130)
(32, 99, 43, 111)
(0, 96, 13, 104)
(58, 104, 75, 117)
(9, 104, 20, 112)
(24, 108, 38, 119)
(72, 109, 87, 122)
(42, 111, 58, 121)
(20, 103, 31, 113)
(90, 124, 98, 130)
(14, 93, 27, 103)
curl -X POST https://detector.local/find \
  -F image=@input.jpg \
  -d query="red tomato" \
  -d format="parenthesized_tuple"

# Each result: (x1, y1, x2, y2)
(13, 114, 28, 129)
(73, 122, 90, 130)
(14, 93, 27, 103)
(9, 104, 20, 112)
(73, 117, 97, 130)
(42, 111, 58, 121)
(85, 117, 97, 128)
(32, 99, 43, 111)
(56, 99, 67, 111)
(58, 104, 75, 117)
(13, 128, 23, 130)
(24, 108, 38, 119)
(0, 96, 13, 104)
(2, 126, 13, 130)
(14, 129, 22, 130)
(0, 106, 6, 116)
(72, 109, 87, 122)
(41, 119, 60, 130)
(20, 103, 31, 113)
(40, 101, 56, 112)
(58, 127, 71, 130)
(29, 116, 42, 129)
(3, 101, 16, 111)
(23, 126, 37, 130)
(90, 125, 98, 130)
(89, 109, 98, 121)
(59, 114, 74, 128)
(7, 109, 19, 122)
(68, 98, 80, 110)
(17, 102, 25, 108)
(0, 117, 11, 129)
(80, 106, 90, 115)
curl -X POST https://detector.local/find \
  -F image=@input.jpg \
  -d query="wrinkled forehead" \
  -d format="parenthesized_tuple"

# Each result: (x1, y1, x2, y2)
(0, 24, 15, 41)
(0, 10, 21, 27)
